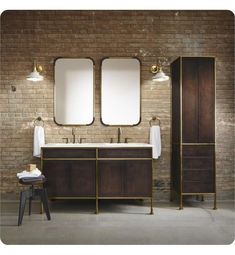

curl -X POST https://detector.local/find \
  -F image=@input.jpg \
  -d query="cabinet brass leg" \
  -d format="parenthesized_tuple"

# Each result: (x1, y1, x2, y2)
(40, 202, 44, 214)
(201, 195, 204, 202)
(95, 199, 99, 214)
(179, 195, 183, 210)
(150, 197, 154, 215)
(213, 193, 217, 210)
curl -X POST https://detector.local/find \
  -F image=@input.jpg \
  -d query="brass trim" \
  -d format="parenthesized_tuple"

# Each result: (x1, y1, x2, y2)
(95, 148, 99, 214)
(53, 57, 95, 126)
(97, 158, 152, 161)
(182, 193, 215, 195)
(49, 196, 151, 200)
(100, 57, 142, 126)
(49, 197, 96, 200)
(179, 56, 183, 209)
(214, 59, 217, 209)
(182, 143, 215, 145)
(150, 157, 154, 214)
(97, 197, 151, 199)
(41, 146, 152, 149)
(42, 158, 97, 161)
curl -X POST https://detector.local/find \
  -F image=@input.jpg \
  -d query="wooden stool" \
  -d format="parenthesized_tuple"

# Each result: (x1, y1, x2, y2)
(18, 175, 51, 226)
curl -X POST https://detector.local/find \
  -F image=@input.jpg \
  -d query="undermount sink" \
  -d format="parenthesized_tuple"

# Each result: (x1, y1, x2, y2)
(42, 143, 153, 148)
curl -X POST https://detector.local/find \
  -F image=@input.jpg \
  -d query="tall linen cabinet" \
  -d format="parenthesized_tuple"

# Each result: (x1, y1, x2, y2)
(170, 57, 216, 209)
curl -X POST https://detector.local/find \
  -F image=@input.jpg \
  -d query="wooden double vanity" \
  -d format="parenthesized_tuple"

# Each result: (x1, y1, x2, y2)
(41, 143, 153, 214)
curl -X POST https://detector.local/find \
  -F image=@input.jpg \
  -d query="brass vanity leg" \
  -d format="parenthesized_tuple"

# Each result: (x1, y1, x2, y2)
(95, 198, 99, 214)
(201, 195, 204, 202)
(150, 197, 154, 215)
(179, 194, 183, 210)
(40, 202, 44, 214)
(213, 193, 217, 210)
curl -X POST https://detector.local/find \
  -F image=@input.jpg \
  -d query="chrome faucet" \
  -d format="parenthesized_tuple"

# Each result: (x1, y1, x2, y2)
(72, 128, 76, 143)
(117, 127, 122, 143)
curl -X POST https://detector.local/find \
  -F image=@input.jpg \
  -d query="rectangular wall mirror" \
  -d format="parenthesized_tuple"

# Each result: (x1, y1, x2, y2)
(101, 58, 141, 126)
(54, 58, 94, 125)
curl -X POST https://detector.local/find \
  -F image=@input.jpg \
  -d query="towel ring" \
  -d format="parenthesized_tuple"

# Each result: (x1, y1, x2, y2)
(149, 116, 161, 126)
(34, 117, 44, 127)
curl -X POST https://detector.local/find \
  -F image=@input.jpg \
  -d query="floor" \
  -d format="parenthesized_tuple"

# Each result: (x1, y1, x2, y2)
(1, 199, 234, 245)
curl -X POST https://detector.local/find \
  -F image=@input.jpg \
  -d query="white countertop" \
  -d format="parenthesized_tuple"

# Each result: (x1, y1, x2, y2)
(42, 143, 153, 148)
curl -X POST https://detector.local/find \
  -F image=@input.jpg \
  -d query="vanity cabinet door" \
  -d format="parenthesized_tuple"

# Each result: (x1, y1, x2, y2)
(98, 160, 123, 197)
(43, 160, 71, 197)
(70, 161, 96, 196)
(43, 159, 96, 197)
(123, 160, 152, 197)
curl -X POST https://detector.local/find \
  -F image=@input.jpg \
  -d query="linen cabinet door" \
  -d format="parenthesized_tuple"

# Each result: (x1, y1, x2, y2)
(182, 58, 199, 143)
(124, 160, 152, 197)
(43, 160, 70, 197)
(198, 58, 215, 143)
(70, 160, 96, 197)
(98, 160, 123, 197)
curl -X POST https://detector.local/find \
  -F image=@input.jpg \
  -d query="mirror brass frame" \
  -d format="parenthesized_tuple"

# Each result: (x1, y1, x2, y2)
(100, 57, 142, 127)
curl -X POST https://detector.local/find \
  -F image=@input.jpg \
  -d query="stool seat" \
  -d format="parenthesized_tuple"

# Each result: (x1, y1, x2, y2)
(18, 175, 51, 226)
(19, 175, 46, 185)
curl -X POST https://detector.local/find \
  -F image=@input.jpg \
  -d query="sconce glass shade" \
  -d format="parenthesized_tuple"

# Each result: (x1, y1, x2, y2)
(26, 66, 43, 82)
(152, 68, 169, 82)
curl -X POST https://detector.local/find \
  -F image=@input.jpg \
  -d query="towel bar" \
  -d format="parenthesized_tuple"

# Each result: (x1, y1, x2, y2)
(34, 117, 44, 127)
(149, 116, 161, 126)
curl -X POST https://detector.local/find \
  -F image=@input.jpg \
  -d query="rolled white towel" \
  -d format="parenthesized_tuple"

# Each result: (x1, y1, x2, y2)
(17, 168, 42, 179)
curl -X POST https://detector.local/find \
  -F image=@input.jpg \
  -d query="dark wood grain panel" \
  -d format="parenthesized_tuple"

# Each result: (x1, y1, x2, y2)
(43, 160, 71, 196)
(183, 157, 213, 170)
(183, 181, 214, 193)
(183, 145, 214, 157)
(98, 148, 152, 158)
(182, 57, 199, 143)
(98, 160, 123, 196)
(70, 161, 96, 196)
(42, 148, 96, 158)
(198, 58, 215, 142)
(183, 170, 214, 182)
(43, 160, 96, 197)
(124, 160, 152, 197)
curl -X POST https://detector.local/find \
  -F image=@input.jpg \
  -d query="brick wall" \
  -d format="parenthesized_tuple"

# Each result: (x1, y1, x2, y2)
(1, 10, 234, 200)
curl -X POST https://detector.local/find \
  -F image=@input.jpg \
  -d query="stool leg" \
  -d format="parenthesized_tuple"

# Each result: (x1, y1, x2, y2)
(18, 191, 27, 226)
(40, 188, 51, 220)
(29, 197, 32, 215)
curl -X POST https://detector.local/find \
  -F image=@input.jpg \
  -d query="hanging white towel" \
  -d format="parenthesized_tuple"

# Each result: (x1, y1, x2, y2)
(149, 125, 161, 159)
(33, 126, 45, 157)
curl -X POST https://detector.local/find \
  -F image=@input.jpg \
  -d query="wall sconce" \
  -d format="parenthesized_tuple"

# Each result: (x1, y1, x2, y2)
(150, 57, 169, 82)
(26, 61, 44, 82)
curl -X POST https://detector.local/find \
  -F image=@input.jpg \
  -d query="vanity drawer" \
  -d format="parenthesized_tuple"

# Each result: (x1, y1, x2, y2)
(98, 148, 152, 158)
(183, 170, 214, 182)
(183, 145, 214, 157)
(183, 157, 214, 170)
(183, 181, 214, 193)
(42, 148, 96, 159)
